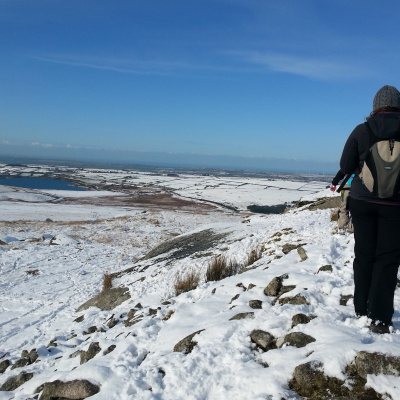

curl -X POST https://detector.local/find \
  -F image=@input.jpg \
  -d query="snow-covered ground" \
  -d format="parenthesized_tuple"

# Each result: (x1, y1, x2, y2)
(0, 167, 399, 400)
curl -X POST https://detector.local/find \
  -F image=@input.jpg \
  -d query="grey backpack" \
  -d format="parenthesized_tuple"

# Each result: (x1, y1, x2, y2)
(360, 125, 400, 199)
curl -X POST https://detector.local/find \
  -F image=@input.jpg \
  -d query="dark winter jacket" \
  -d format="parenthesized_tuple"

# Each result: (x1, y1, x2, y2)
(332, 170, 345, 186)
(340, 112, 400, 204)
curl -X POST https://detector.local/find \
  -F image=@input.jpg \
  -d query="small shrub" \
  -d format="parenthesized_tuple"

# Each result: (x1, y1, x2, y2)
(205, 255, 239, 282)
(103, 271, 113, 291)
(174, 268, 200, 296)
(246, 246, 264, 266)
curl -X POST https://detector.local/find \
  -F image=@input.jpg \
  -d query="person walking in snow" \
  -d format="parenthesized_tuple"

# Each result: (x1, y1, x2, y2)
(339, 85, 400, 334)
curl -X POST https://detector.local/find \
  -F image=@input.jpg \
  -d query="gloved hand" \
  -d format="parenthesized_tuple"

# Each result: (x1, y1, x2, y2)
(330, 184, 336, 192)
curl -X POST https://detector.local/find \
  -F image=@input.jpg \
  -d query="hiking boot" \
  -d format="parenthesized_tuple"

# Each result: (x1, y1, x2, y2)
(369, 324, 390, 334)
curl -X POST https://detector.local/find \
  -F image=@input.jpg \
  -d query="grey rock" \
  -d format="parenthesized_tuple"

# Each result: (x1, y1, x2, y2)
(278, 294, 310, 305)
(106, 318, 118, 329)
(229, 312, 255, 320)
(230, 294, 240, 304)
(141, 229, 229, 263)
(76, 286, 131, 312)
(39, 379, 100, 400)
(318, 264, 333, 273)
(264, 275, 287, 297)
(173, 329, 205, 354)
(73, 315, 85, 323)
(297, 247, 308, 261)
(148, 308, 158, 316)
(0, 359, 10, 373)
(21, 350, 29, 358)
(83, 326, 97, 335)
(355, 351, 400, 379)
(103, 345, 116, 356)
(123, 317, 143, 327)
(127, 309, 137, 320)
(279, 332, 316, 348)
(80, 342, 101, 365)
(0, 371, 34, 391)
(249, 300, 262, 309)
(340, 294, 353, 306)
(28, 349, 38, 364)
(291, 314, 315, 328)
(250, 330, 276, 351)
(290, 361, 349, 399)
(247, 283, 256, 290)
(278, 285, 296, 296)
(11, 358, 30, 370)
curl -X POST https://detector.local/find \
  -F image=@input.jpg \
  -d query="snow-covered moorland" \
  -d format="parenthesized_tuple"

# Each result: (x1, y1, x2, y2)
(0, 165, 400, 400)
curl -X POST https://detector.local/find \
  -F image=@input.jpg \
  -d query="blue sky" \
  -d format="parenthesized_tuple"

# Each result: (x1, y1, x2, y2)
(1, 0, 400, 173)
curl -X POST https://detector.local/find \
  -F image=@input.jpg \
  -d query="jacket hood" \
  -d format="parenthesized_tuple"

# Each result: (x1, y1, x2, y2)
(366, 112, 400, 139)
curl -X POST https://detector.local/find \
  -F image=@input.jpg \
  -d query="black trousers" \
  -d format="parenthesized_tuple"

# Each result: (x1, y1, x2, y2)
(349, 197, 400, 325)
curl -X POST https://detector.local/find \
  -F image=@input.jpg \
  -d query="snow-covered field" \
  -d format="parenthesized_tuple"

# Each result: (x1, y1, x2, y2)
(0, 165, 399, 400)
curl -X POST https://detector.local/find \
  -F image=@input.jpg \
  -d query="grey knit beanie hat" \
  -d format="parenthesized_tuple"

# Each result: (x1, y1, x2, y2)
(373, 85, 400, 111)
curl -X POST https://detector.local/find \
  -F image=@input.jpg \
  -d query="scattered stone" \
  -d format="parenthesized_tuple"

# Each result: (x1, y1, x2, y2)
(80, 342, 101, 364)
(291, 314, 315, 328)
(47, 338, 57, 348)
(39, 379, 100, 400)
(73, 315, 85, 323)
(230, 294, 240, 303)
(278, 294, 310, 306)
(83, 326, 97, 335)
(21, 350, 29, 358)
(340, 294, 353, 306)
(279, 285, 296, 296)
(229, 312, 255, 320)
(0, 371, 34, 391)
(163, 310, 175, 321)
(282, 244, 305, 255)
(28, 349, 38, 364)
(142, 229, 229, 263)
(236, 283, 246, 290)
(103, 345, 116, 356)
(127, 309, 136, 320)
(249, 300, 262, 309)
(0, 240, 7, 245)
(11, 358, 30, 370)
(279, 332, 316, 348)
(69, 350, 82, 359)
(76, 287, 131, 312)
(264, 274, 288, 297)
(250, 330, 276, 351)
(289, 361, 349, 399)
(317, 265, 333, 273)
(123, 317, 143, 327)
(0, 359, 10, 373)
(290, 360, 384, 400)
(148, 308, 158, 316)
(161, 301, 171, 305)
(106, 318, 118, 329)
(297, 247, 308, 261)
(173, 329, 205, 354)
(211, 288, 216, 294)
(134, 303, 143, 309)
(96, 326, 106, 333)
(247, 283, 256, 290)
(355, 351, 400, 379)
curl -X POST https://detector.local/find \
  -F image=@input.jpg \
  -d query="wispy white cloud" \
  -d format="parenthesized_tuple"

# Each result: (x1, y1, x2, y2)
(31, 142, 54, 148)
(231, 51, 372, 80)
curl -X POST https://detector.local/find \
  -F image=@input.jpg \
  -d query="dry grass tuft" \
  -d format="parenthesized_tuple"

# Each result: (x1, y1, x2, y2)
(246, 245, 264, 267)
(174, 268, 200, 296)
(205, 255, 238, 282)
(103, 271, 113, 291)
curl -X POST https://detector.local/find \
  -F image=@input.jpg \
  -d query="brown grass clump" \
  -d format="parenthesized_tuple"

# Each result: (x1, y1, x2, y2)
(174, 268, 200, 296)
(205, 255, 238, 282)
(246, 246, 264, 267)
(103, 271, 113, 291)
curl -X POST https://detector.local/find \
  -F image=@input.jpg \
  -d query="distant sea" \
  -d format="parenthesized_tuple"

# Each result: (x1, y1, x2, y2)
(0, 177, 86, 191)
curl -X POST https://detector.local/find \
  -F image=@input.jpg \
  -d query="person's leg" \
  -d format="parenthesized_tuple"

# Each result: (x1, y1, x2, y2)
(367, 204, 400, 326)
(348, 198, 378, 316)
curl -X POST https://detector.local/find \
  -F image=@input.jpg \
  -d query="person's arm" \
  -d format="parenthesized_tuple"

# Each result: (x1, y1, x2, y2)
(340, 125, 363, 175)
(331, 170, 346, 190)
